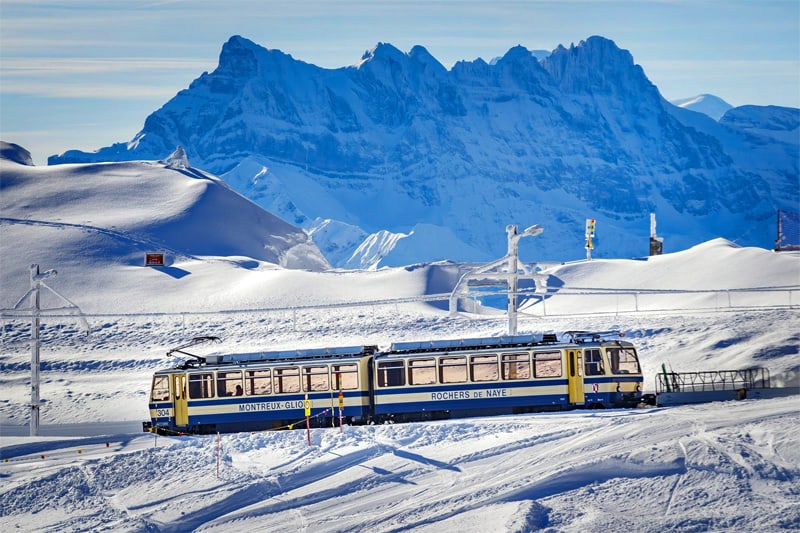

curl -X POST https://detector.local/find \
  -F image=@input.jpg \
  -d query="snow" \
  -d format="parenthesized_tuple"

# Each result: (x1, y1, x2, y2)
(670, 94, 733, 121)
(1, 154, 799, 531)
(47, 36, 800, 268)
(2, 400, 799, 531)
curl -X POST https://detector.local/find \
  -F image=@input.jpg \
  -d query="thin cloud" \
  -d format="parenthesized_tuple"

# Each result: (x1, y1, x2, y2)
(0, 80, 185, 99)
(0, 57, 213, 99)
(1, 57, 213, 75)
(644, 59, 800, 82)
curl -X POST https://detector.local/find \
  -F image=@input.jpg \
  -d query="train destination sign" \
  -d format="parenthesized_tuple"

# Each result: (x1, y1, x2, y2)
(239, 400, 305, 412)
(431, 389, 510, 401)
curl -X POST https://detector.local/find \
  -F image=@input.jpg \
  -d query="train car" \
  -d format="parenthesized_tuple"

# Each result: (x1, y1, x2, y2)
(371, 331, 643, 423)
(145, 331, 643, 434)
(145, 337, 375, 435)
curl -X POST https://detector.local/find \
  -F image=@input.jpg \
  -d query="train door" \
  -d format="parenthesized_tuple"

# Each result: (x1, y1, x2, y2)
(172, 373, 188, 426)
(567, 350, 585, 404)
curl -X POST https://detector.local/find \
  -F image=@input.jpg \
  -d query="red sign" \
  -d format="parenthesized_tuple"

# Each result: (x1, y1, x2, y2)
(145, 253, 165, 267)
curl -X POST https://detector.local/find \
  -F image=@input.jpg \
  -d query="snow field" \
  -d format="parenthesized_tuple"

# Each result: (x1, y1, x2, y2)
(1, 398, 798, 532)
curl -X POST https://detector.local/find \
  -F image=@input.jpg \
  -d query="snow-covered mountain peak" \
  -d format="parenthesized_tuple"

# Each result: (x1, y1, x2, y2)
(358, 42, 405, 66)
(543, 36, 652, 96)
(217, 34, 262, 77)
(46, 35, 798, 268)
(1, 150, 330, 277)
(721, 105, 800, 132)
(670, 94, 733, 121)
(408, 45, 447, 75)
(451, 56, 491, 77)
(499, 44, 536, 61)
(0, 141, 34, 166)
(224, 34, 260, 50)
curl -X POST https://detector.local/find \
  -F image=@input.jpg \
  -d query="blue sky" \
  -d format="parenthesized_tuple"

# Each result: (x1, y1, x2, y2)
(1, 0, 798, 165)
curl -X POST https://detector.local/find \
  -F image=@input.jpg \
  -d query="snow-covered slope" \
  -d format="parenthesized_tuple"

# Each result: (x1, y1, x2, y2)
(1, 147, 330, 312)
(670, 93, 733, 120)
(720, 104, 800, 144)
(2, 153, 798, 528)
(540, 238, 799, 291)
(1, 237, 798, 531)
(47, 35, 799, 268)
(0, 142, 34, 166)
(2, 399, 798, 532)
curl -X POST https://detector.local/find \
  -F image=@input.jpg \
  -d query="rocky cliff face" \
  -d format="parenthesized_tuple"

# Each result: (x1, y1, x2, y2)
(50, 35, 799, 266)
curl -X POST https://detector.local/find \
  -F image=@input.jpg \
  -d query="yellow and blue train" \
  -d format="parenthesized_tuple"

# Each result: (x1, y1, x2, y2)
(144, 331, 644, 434)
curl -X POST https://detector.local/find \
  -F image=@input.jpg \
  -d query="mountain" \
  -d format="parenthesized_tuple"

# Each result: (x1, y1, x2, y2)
(1, 145, 330, 311)
(48, 36, 799, 267)
(0, 141, 34, 166)
(670, 93, 733, 121)
(720, 105, 800, 144)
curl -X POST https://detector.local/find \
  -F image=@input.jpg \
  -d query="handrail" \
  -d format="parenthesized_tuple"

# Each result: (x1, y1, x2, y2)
(655, 368, 771, 394)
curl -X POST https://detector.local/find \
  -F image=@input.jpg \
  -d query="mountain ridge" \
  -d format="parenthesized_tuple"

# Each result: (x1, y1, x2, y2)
(670, 93, 733, 121)
(1, 146, 330, 277)
(48, 35, 799, 267)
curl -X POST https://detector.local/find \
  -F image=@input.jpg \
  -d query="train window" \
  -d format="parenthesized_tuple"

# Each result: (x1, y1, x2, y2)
(408, 358, 436, 385)
(470, 355, 498, 382)
(188, 372, 215, 399)
(151, 375, 170, 402)
(332, 364, 359, 390)
(607, 347, 641, 374)
(274, 367, 300, 393)
(584, 349, 604, 376)
(303, 366, 330, 392)
(245, 369, 271, 395)
(439, 356, 467, 383)
(533, 351, 562, 378)
(377, 360, 405, 387)
(217, 371, 243, 397)
(501, 353, 530, 380)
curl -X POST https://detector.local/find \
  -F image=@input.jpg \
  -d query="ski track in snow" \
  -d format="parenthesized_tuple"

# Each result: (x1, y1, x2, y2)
(3, 400, 798, 532)
(1, 233, 798, 531)
(0, 217, 193, 262)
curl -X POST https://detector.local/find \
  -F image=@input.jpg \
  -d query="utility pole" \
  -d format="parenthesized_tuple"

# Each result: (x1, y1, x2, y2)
(506, 224, 543, 336)
(448, 224, 543, 334)
(31, 266, 44, 435)
(1, 264, 87, 436)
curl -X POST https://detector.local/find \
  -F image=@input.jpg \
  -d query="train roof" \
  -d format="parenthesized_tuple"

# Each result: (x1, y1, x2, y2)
(382, 333, 557, 356)
(166, 344, 376, 369)
(206, 345, 375, 365)
(158, 331, 632, 370)
(564, 330, 630, 344)
(380, 331, 630, 356)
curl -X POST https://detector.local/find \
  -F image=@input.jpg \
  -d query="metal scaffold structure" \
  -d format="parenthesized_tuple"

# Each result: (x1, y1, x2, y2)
(448, 224, 545, 335)
(0, 264, 88, 435)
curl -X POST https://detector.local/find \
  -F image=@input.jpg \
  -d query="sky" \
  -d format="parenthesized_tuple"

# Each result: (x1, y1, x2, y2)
(0, 0, 798, 165)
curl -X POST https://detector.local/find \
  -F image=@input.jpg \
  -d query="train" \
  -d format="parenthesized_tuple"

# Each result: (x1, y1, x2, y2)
(143, 331, 644, 435)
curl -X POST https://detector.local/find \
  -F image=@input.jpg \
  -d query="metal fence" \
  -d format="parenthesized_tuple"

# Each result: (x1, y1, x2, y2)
(512, 286, 799, 317)
(655, 367, 771, 394)
(2, 286, 798, 351)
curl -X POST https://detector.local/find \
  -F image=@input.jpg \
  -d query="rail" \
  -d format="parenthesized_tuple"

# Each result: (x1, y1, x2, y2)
(655, 367, 771, 394)
(513, 285, 799, 317)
